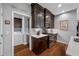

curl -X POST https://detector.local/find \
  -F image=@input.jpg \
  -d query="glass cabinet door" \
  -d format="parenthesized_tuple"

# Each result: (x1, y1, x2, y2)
(34, 7, 44, 28)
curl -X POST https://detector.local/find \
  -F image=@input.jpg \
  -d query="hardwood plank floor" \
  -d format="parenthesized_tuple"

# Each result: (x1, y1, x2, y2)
(14, 44, 36, 56)
(40, 42, 67, 56)
(14, 42, 67, 56)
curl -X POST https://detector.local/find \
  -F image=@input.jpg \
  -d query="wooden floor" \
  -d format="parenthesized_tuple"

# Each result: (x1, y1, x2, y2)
(14, 42, 67, 56)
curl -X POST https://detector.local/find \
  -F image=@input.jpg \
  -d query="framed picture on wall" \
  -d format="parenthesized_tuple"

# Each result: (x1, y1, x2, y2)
(5, 20, 10, 24)
(60, 20, 68, 31)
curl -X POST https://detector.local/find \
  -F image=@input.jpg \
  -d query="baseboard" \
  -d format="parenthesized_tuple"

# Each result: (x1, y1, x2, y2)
(23, 42, 28, 45)
(57, 40, 68, 45)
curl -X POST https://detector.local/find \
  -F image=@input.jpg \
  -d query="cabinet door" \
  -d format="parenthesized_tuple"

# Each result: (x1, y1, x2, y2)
(31, 3, 44, 28)
(51, 14, 54, 28)
(32, 37, 39, 52)
(35, 8, 44, 28)
(44, 9, 54, 28)
(39, 37, 48, 51)
(32, 36, 48, 54)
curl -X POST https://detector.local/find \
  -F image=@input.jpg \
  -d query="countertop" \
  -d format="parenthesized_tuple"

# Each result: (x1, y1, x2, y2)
(31, 34, 48, 38)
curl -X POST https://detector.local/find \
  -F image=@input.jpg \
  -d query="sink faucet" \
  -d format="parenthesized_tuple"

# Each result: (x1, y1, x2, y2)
(37, 30, 40, 35)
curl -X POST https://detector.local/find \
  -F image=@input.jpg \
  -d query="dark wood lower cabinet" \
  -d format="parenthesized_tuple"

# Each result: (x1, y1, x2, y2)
(32, 36, 48, 54)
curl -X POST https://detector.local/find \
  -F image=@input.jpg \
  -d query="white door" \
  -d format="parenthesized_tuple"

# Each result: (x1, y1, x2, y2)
(0, 4, 3, 56)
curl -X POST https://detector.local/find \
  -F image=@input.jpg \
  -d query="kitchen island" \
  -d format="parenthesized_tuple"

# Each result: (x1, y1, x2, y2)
(31, 34, 48, 55)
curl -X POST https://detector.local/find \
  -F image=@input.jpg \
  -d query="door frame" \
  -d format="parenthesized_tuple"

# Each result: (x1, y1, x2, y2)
(12, 10, 32, 56)
(0, 6, 3, 56)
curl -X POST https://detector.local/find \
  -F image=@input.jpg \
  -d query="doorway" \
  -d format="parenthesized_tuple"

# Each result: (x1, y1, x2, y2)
(12, 11, 31, 56)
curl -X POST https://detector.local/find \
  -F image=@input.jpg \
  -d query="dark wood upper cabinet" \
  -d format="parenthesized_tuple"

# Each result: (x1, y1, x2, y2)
(31, 3, 54, 28)
(31, 3, 44, 28)
(44, 8, 54, 28)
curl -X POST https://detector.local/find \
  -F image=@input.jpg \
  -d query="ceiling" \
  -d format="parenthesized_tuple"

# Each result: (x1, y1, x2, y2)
(39, 3, 79, 15)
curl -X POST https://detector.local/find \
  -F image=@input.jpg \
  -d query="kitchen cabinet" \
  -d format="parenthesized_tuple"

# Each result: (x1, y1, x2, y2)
(48, 34, 57, 48)
(32, 36, 48, 54)
(44, 8, 54, 28)
(31, 3, 44, 28)
(31, 3, 54, 28)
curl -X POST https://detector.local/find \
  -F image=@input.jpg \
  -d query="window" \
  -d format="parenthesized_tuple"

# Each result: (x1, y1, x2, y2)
(14, 17, 22, 32)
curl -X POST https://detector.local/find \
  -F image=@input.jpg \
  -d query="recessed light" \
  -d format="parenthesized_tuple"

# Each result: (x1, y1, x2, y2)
(62, 10, 65, 13)
(58, 4, 62, 8)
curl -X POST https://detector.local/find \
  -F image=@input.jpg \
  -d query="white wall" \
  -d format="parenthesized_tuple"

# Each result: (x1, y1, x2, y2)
(23, 17, 29, 44)
(0, 4, 3, 56)
(54, 9, 78, 44)
(14, 32, 23, 46)
(2, 3, 31, 56)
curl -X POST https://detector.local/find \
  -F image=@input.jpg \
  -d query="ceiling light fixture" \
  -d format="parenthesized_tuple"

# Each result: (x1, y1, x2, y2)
(58, 4, 62, 8)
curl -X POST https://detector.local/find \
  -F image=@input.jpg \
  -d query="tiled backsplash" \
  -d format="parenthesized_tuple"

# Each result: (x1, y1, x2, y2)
(31, 28, 58, 35)
(31, 28, 42, 35)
